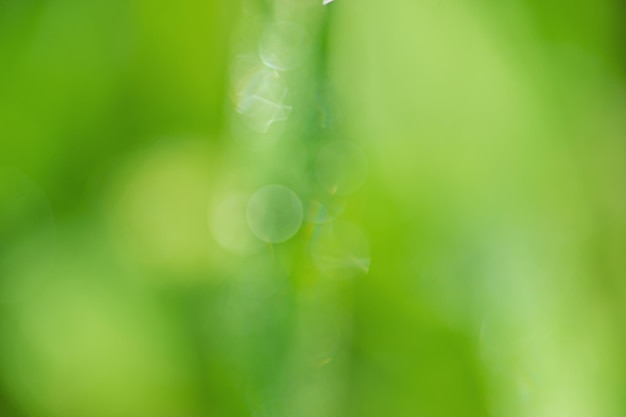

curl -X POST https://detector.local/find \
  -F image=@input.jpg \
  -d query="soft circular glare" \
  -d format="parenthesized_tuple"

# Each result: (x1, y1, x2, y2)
(233, 66, 291, 134)
(0, 267, 200, 417)
(247, 185, 303, 243)
(210, 194, 261, 255)
(259, 22, 310, 71)
(315, 142, 368, 195)
(104, 141, 213, 281)
(311, 221, 370, 278)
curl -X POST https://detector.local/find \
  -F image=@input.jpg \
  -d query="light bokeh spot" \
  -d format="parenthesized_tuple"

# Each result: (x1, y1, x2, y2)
(233, 66, 291, 134)
(247, 185, 303, 243)
(104, 141, 213, 281)
(259, 22, 310, 71)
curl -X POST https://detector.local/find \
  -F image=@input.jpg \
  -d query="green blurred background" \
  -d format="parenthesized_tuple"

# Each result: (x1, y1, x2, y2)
(2, 0, 626, 416)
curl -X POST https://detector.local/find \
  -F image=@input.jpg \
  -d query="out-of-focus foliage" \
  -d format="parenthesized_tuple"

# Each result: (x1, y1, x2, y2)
(1, 0, 626, 416)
